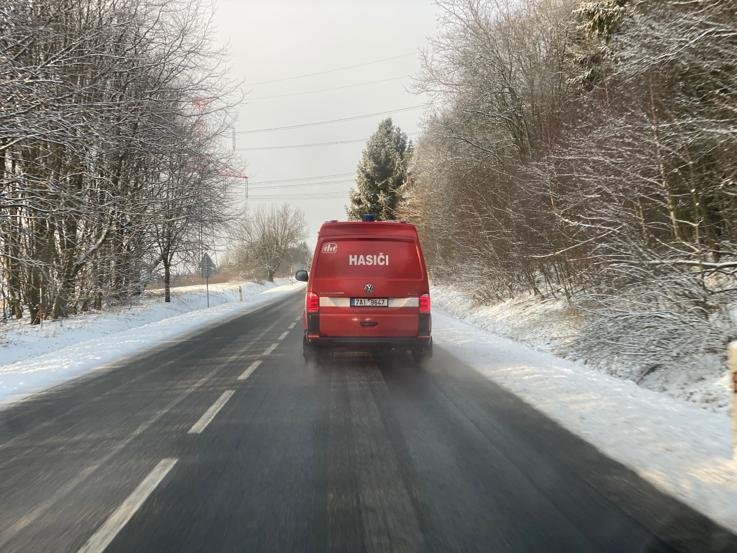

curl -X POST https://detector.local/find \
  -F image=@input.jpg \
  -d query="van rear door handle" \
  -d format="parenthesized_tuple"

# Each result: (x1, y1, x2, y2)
(360, 321, 378, 327)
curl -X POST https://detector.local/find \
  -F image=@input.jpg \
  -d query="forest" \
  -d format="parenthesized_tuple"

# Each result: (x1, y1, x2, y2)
(400, 0, 737, 377)
(0, 0, 236, 323)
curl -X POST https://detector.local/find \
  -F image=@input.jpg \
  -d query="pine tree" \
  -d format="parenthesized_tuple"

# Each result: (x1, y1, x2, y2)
(347, 118, 413, 220)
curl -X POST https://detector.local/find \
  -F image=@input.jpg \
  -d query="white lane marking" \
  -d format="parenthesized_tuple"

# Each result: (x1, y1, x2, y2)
(238, 360, 262, 381)
(295, 314, 302, 321)
(278, 331, 289, 341)
(0, 310, 287, 460)
(0, 373, 214, 546)
(288, 322, 296, 330)
(187, 390, 235, 434)
(0, 308, 297, 546)
(262, 342, 278, 356)
(77, 458, 178, 553)
(0, 316, 285, 544)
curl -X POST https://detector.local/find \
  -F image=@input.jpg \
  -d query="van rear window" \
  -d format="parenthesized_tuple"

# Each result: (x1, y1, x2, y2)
(315, 239, 422, 279)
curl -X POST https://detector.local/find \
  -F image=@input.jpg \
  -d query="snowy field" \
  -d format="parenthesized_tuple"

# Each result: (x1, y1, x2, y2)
(0, 279, 303, 409)
(432, 284, 732, 413)
(433, 307, 737, 534)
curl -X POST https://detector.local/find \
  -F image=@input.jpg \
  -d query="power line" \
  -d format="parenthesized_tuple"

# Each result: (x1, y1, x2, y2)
(239, 130, 419, 151)
(249, 53, 415, 85)
(238, 137, 367, 151)
(249, 185, 354, 196)
(246, 172, 354, 185)
(249, 179, 352, 190)
(248, 185, 355, 198)
(249, 194, 347, 201)
(249, 190, 347, 197)
(237, 104, 428, 134)
(239, 129, 419, 152)
(248, 75, 410, 101)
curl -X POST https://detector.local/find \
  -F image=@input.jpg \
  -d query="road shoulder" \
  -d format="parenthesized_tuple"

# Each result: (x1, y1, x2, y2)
(0, 281, 304, 411)
(433, 309, 737, 535)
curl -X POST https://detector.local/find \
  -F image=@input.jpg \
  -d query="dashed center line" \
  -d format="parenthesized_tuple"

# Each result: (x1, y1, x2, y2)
(35, 307, 303, 553)
(238, 360, 262, 381)
(262, 342, 279, 356)
(187, 390, 235, 434)
(77, 458, 178, 553)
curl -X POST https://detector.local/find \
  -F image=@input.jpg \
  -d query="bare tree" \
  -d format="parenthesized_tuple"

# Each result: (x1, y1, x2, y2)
(228, 205, 307, 282)
(401, 0, 737, 394)
(0, 0, 239, 319)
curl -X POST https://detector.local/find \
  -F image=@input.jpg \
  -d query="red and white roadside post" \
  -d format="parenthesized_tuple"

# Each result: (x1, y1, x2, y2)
(730, 341, 737, 460)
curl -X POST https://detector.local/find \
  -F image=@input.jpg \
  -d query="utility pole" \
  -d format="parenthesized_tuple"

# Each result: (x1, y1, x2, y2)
(219, 121, 247, 212)
(225, 122, 247, 212)
(215, 169, 248, 212)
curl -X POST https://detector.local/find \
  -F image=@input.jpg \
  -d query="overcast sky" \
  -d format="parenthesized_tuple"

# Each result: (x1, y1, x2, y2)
(211, 0, 440, 248)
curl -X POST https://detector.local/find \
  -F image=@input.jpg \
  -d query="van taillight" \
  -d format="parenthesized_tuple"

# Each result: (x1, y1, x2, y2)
(306, 292, 319, 313)
(419, 293, 431, 313)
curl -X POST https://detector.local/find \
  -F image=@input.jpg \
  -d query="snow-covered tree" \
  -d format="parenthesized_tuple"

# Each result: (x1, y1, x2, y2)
(400, 0, 737, 384)
(347, 118, 413, 221)
(228, 205, 307, 282)
(0, 0, 238, 320)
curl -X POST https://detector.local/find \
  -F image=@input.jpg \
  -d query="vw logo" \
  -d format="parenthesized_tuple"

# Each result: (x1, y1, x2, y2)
(364, 283, 374, 295)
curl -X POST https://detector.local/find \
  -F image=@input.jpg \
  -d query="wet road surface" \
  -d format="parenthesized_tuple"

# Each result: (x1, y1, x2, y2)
(1, 291, 735, 552)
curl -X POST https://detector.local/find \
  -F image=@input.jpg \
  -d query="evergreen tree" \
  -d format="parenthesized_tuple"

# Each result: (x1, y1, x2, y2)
(347, 118, 413, 220)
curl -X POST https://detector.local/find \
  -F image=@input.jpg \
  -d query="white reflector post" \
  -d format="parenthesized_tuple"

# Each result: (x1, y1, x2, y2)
(729, 341, 737, 460)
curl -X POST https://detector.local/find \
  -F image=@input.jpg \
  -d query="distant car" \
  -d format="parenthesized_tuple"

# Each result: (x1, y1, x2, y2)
(295, 214, 432, 362)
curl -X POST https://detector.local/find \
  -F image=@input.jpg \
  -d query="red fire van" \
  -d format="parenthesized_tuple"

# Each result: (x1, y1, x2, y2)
(295, 215, 432, 361)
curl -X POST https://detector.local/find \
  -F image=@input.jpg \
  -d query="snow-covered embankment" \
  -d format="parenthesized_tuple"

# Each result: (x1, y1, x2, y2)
(432, 286, 737, 534)
(0, 279, 303, 409)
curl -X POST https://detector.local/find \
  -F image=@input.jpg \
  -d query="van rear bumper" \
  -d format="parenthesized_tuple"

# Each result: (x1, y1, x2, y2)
(305, 335, 431, 349)
(308, 312, 431, 339)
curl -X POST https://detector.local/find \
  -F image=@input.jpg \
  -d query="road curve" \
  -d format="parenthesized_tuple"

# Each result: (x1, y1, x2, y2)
(0, 291, 735, 552)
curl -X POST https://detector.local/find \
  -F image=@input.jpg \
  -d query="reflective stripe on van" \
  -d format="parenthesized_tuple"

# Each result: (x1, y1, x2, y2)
(319, 297, 420, 308)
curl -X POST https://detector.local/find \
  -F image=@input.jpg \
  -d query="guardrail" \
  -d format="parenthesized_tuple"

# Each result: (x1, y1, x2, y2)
(729, 341, 737, 459)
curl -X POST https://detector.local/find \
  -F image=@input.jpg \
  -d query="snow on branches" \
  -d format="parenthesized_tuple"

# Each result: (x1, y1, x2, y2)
(403, 0, 737, 390)
(0, 0, 239, 321)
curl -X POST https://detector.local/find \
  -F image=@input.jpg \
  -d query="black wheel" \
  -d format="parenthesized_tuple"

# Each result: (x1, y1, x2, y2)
(303, 335, 315, 360)
(303, 335, 324, 363)
(412, 339, 433, 364)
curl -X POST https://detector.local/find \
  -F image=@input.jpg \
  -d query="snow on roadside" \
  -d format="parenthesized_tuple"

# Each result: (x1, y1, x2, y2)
(431, 284, 731, 413)
(432, 309, 737, 533)
(431, 285, 581, 352)
(0, 279, 303, 409)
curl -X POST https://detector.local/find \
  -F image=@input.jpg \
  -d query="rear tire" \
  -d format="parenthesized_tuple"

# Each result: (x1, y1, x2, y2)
(412, 339, 433, 364)
(303, 335, 323, 363)
(303, 335, 315, 360)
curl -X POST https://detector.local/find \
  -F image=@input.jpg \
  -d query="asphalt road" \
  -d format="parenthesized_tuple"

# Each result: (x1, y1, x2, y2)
(0, 290, 735, 553)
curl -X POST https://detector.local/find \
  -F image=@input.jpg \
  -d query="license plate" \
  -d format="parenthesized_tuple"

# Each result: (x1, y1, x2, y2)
(351, 297, 388, 307)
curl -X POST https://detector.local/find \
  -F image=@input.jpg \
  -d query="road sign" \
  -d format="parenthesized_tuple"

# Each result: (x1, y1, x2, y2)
(200, 253, 216, 308)
(200, 253, 216, 279)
